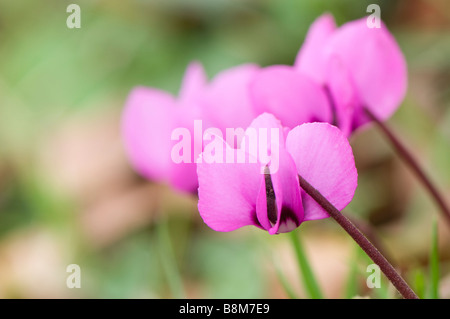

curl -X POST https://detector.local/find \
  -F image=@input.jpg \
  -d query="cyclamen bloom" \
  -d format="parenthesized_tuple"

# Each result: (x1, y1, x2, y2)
(295, 14, 407, 135)
(197, 113, 357, 234)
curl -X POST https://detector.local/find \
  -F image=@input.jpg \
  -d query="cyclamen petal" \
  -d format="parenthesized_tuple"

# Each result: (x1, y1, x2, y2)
(178, 61, 207, 103)
(197, 142, 262, 232)
(201, 64, 260, 133)
(286, 122, 358, 221)
(294, 13, 337, 84)
(250, 65, 332, 128)
(122, 87, 177, 182)
(325, 56, 358, 137)
(248, 114, 304, 234)
(256, 147, 303, 235)
(122, 62, 207, 193)
(326, 18, 407, 123)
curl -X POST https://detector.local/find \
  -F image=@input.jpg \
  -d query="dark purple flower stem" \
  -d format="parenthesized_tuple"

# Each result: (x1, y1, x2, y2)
(298, 174, 419, 299)
(345, 211, 396, 264)
(364, 107, 450, 229)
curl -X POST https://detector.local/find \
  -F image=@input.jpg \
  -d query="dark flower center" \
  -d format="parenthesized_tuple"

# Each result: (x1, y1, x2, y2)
(264, 166, 278, 226)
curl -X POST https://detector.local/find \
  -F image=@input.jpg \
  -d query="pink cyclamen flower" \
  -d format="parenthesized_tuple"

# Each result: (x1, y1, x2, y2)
(295, 14, 407, 135)
(122, 62, 207, 192)
(197, 113, 357, 234)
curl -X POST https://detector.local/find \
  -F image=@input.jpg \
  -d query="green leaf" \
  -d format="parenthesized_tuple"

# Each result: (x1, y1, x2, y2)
(344, 244, 360, 298)
(413, 269, 426, 299)
(429, 220, 440, 299)
(273, 257, 299, 299)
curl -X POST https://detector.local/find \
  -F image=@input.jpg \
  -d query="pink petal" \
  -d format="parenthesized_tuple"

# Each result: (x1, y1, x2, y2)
(326, 18, 407, 122)
(197, 113, 304, 234)
(197, 142, 262, 232)
(168, 124, 200, 193)
(178, 61, 207, 103)
(243, 113, 304, 234)
(169, 105, 205, 192)
(249, 65, 332, 129)
(122, 87, 177, 182)
(240, 112, 286, 160)
(201, 64, 260, 133)
(294, 13, 337, 83)
(122, 86, 201, 193)
(325, 56, 358, 137)
(286, 123, 357, 221)
(255, 147, 304, 234)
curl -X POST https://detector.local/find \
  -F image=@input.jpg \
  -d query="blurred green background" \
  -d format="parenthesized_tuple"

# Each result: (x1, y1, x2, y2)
(0, 0, 449, 298)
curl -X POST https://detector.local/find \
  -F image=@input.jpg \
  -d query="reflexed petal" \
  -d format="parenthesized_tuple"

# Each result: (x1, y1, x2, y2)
(201, 64, 260, 132)
(197, 142, 262, 232)
(122, 87, 177, 182)
(168, 151, 199, 193)
(286, 123, 357, 221)
(169, 107, 205, 192)
(250, 65, 332, 128)
(294, 13, 337, 83)
(240, 112, 286, 161)
(325, 56, 357, 137)
(326, 18, 407, 122)
(260, 148, 304, 234)
(244, 113, 304, 234)
(178, 61, 207, 103)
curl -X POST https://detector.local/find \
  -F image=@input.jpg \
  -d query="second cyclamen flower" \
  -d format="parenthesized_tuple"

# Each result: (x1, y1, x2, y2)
(197, 113, 358, 234)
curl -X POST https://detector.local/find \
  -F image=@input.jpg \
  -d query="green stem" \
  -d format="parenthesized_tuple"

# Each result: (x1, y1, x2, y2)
(156, 216, 186, 299)
(289, 230, 324, 299)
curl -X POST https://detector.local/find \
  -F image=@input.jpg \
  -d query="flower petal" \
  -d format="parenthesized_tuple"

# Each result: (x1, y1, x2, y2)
(294, 13, 337, 84)
(256, 148, 303, 235)
(326, 18, 407, 122)
(243, 113, 304, 234)
(178, 61, 207, 103)
(240, 112, 286, 161)
(197, 141, 262, 232)
(249, 65, 332, 128)
(122, 87, 177, 182)
(286, 123, 357, 221)
(325, 56, 358, 137)
(122, 86, 201, 193)
(201, 64, 260, 132)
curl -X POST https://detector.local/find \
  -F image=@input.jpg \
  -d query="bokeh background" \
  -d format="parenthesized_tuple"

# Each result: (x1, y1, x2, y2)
(0, 0, 449, 298)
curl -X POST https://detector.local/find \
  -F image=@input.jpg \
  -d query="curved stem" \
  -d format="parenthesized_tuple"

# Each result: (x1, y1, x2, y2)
(298, 174, 419, 299)
(364, 107, 450, 228)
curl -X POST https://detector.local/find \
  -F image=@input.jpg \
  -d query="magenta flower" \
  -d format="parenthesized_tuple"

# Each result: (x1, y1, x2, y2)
(295, 14, 407, 134)
(122, 62, 207, 192)
(197, 113, 357, 234)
